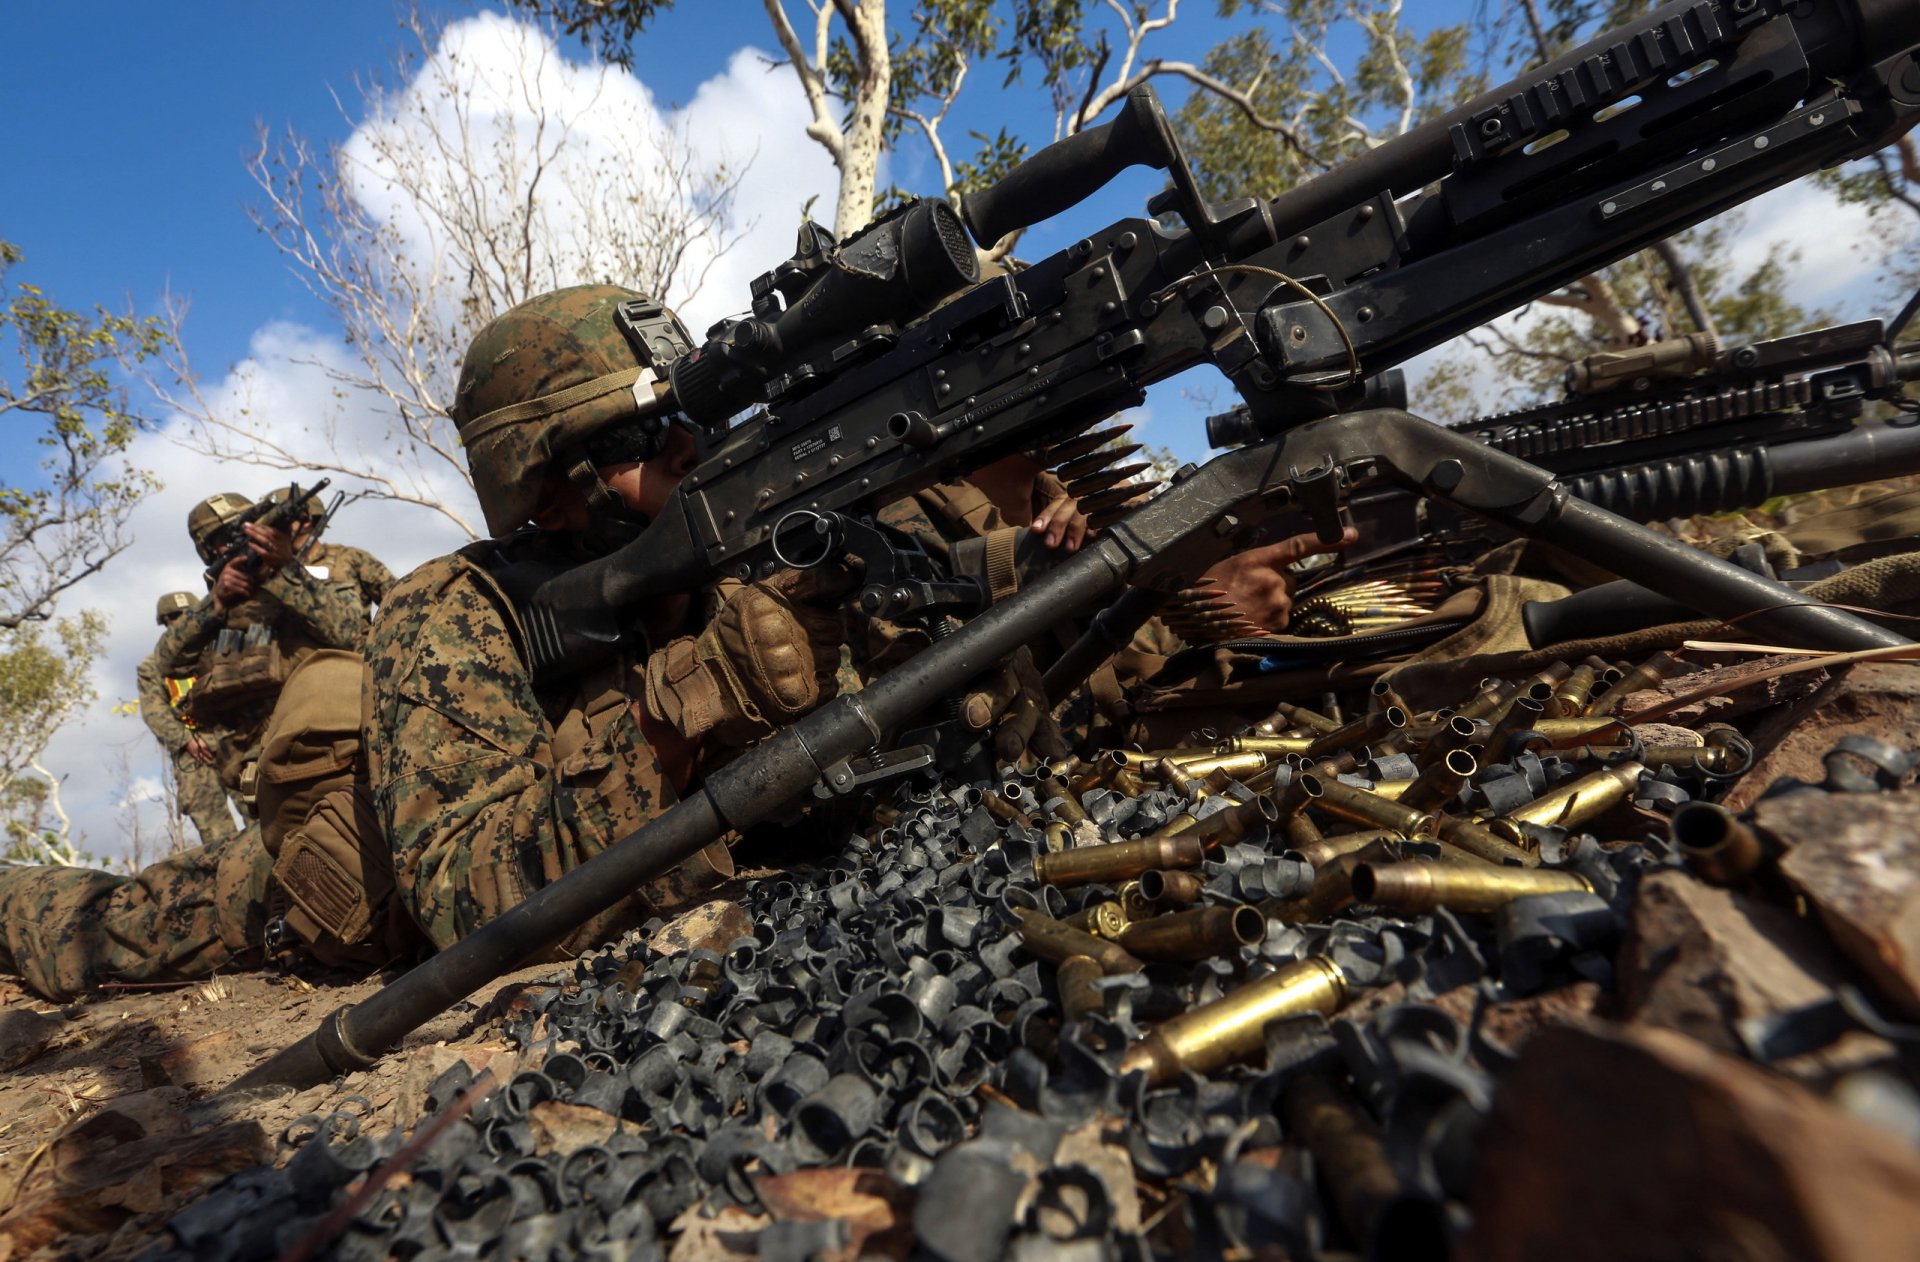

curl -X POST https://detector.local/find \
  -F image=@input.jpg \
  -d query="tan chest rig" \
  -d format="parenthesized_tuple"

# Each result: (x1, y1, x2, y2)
(185, 592, 324, 729)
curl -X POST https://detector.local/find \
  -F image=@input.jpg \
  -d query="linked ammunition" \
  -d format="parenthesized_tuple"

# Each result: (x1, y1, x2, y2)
(1399, 748, 1477, 812)
(1350, 862, 1592, 913)
(1671, 800, 1767, 885)
(1119, 904, 1265, 961)
(1057, 955, 1104, 1022)
(1118, 956, 1349, 1085)
(1488, 761, 1645, 845)
(1313, 778, 1436, 838)
(1033, 833, 1205, 888)
(1307, 706, 1408, 758)
(1012, 907, 1144, 974)
(1436, 815, 1539, 867)
(1586, 651, 1686, 716)
(1139, 868, 1206, 907)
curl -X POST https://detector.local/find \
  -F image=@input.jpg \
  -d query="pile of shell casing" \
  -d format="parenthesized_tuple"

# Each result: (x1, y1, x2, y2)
(159, 645, 1905, 1262)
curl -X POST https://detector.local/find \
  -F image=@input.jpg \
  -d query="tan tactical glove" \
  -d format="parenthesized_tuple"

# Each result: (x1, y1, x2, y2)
(645, 565, 853, 749)
(961, 645, 1069, 767)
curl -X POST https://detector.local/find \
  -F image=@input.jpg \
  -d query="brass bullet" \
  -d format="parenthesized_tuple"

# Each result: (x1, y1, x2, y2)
(1312, 778, 1436, 838)
(1488, 761, 1645, 844)
(1350, 862, 1592, 913)
(1057, 955, 1105, 1022)
(1118, 904, 1265, 961)
(1118, 956, 1349, 1085)
(1670, 800, 1767, 885)
(1224, 734, 1317, 755)
(1139, 868, 1207, 907)
(1033, 833, 1205, 888)
(1529, 716, 1630, 747)
(1013, 907, 1144, 974)
(1170, 751, 1270, 780)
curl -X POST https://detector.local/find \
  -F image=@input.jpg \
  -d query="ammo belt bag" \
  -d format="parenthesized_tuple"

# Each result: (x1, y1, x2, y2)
(254, 649, 415, 968)
(188, 641, 292, 720)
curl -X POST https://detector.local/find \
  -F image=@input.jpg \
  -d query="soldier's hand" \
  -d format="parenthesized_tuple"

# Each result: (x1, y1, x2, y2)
(211, 557, 257, 611)
(1200, 526, 1358, 632)
(645, 562, 856, 750)
(1030, 470, 1090, 553)
(961, 646, 1068, 767)
(185, 733, 215, 765)
(244, 521, 295, 574)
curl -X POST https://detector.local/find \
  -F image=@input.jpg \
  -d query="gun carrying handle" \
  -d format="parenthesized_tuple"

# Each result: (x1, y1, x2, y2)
(960, 85, 1177, 246)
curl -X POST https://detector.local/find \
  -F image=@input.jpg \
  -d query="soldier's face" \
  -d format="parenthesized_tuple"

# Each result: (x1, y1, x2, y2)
(597, 423, 699, 520)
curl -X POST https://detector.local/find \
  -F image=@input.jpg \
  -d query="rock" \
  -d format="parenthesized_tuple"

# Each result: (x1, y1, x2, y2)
(1464, 1023, 1920, 1262)
(0, 1007, 58, 1072)
(395, 1043, 520, 1124)
(754, 1168, 914, 1260)
(1766, 792, 1920, 1018)
(528, 1099, 620, 1152)
(152, 1028, 241, 1090)
(1618, 869, 1862, 1055)
(1721, 664, 1920, 811)
(647, 898, 755, 958)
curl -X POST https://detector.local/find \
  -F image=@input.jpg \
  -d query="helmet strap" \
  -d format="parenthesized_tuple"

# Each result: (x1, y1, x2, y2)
(563, 457, 650, 556)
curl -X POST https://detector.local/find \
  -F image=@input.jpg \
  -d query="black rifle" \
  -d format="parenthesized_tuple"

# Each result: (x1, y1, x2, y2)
(202, 478, 333, 584)
(233, 0, 1920, 1091)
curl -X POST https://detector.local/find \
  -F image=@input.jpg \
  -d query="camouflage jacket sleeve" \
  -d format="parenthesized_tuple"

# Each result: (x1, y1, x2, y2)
(364, 554, 679, 950)
(259, 559, 368, 650)
(135, 648, 189, 752)
(344, 546, 396, 610)
(153, 595, 222, 679)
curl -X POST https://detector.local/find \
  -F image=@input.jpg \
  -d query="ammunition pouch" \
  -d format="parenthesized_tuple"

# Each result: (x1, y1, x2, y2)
(255, 649, 420, 969)
(188, 642, 292, 721)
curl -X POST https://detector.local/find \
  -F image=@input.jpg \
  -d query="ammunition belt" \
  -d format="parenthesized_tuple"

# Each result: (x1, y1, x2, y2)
(1452, 375, 1813, 464)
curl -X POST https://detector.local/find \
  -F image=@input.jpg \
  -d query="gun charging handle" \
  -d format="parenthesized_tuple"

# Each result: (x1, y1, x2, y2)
(959, 85, 1180, 246)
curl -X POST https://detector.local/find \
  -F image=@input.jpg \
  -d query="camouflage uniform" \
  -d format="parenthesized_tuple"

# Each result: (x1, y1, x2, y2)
(153, 563, 370, 794)
(134, 646, 240, 846)
(365, 531, 727, 953)
(301, 540, 395, 619)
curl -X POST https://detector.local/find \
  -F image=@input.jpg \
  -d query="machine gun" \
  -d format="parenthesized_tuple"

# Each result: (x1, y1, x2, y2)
(233, 0, 1920, 1092)
(202, 477, 333, 584)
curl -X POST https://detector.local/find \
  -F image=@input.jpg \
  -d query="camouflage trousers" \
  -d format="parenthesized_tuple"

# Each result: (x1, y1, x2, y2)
(0, 825, 274, 1002)
(174, 746, 240, 846)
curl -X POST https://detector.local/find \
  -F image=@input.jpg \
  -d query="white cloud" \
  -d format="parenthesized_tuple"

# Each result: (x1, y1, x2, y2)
(39, 17, 836, 864)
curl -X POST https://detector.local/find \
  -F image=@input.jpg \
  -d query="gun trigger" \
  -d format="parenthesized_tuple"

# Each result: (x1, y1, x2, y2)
(813, 744, 937, 799)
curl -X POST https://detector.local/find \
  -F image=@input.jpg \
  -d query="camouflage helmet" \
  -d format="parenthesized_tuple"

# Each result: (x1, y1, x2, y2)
(188, 493, 253, 564)
(155, 591, 195, 625)
(265, 485, 327, 519)
(451, 285, 691, 536)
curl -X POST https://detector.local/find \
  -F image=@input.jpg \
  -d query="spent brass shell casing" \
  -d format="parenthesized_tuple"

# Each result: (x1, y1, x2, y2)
(1264, 701, 1341, 734)
(1064, 900, 1130, 940)
(1587, 651, 1686, 716)
(1033, 834, 1206, 888)
(1307, 706, 1409, 759)
(1351, 862, 1592, 913)
(1118, 880, 1157, 920)
(1224, 734, 1317, 755)
(1551, 665, 1597, 718)
(1261, 839, 1396, 925)
(1156, 757, 1203, 797)
(1171, 751, 1270, 780)
(1139, 868, 1206, 907)
(1118, 904, 1265, 961)
(1043, 821, 1074, 854)
(1399, 748, 1477, 812)
(1483, 696, 1547, 764)
(1111, 769, 1148, 798)
(1454, 682, 1518, 724)
(1057, 955, 1105, 1022)
(1312, 778, 1436, 838)
(1370, 679, 1410, 715)
(1118, 956, 1349, 1085)
(980, 792, 1034, 828)
(1287, 829, 1398, 871)
(1187, 796, 1281, 849)
(1671, 801, 1767, 885)
(1414, 714, 1483, 769)
(1036, 774, 1089, 826)
(1489, 761, 1646, 844)
(1437, 815, 1539, 867)
(1530, 716, 1629, 747)
(1281, 1072, 1433, 1248)
(1013, 908, 1144, 974)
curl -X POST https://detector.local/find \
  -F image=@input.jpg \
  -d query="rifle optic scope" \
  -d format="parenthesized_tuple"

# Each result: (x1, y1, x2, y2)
(670, 199, 979, 429)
